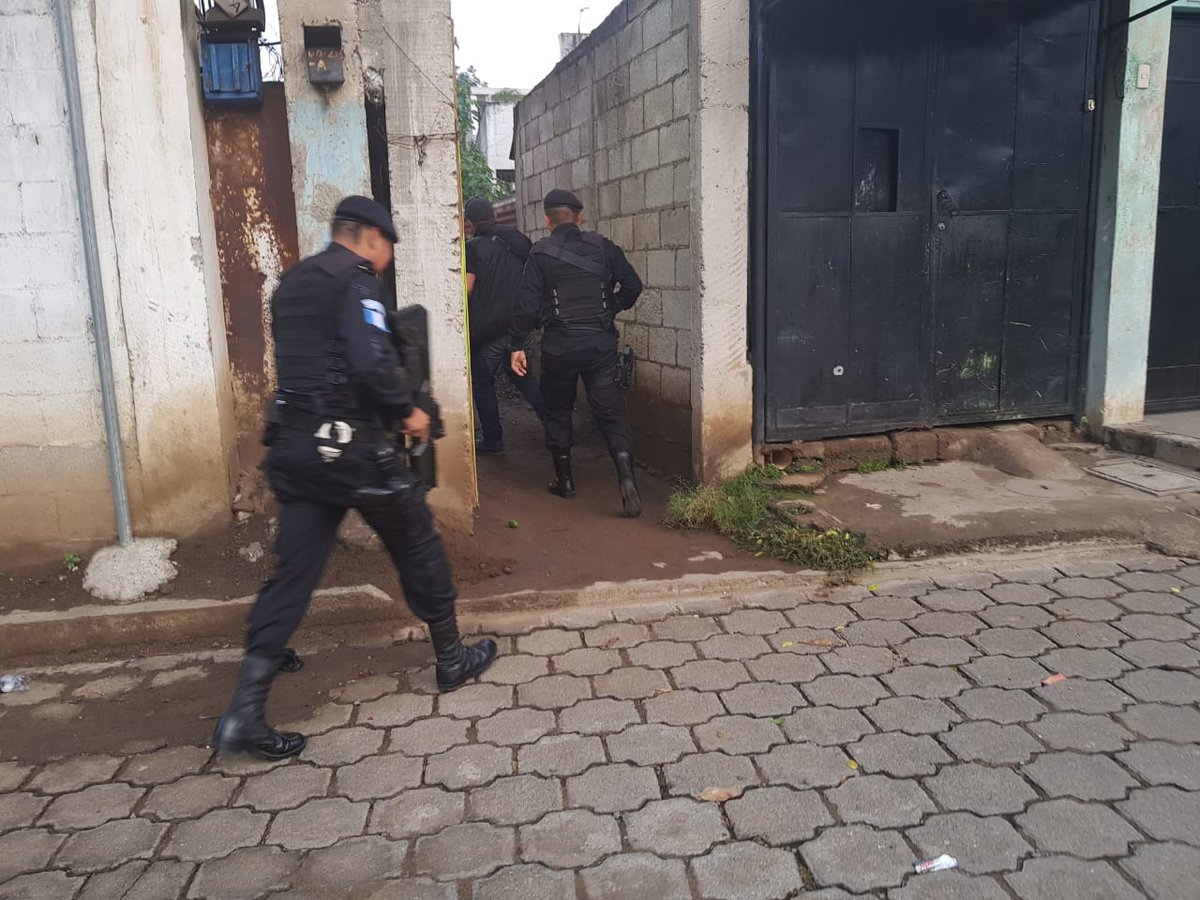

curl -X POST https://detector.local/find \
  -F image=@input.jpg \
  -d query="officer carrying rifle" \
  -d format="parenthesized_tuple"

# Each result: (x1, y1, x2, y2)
(211, 196, 497, 761)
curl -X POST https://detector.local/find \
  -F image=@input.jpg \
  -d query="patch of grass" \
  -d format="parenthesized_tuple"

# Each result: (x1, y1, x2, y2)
(665, 466, 874, 574)
(63, 553, 82, 574)
(855, 459, 890, 474)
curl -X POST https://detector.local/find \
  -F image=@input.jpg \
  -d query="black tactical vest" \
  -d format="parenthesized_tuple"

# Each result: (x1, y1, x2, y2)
(271, 247, 363, 418)
(531, 231, 613, 333)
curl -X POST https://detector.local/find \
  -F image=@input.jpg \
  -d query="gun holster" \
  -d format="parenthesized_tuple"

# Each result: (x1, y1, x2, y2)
(352, 441, 419, 508)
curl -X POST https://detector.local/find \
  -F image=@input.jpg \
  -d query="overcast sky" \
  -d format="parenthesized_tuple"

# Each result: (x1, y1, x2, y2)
(451, 0, 623, 91)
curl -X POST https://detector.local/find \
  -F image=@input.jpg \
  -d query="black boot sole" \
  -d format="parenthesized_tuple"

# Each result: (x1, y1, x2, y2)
(211, 717, 307, 761)
(548, 483, 577, 498)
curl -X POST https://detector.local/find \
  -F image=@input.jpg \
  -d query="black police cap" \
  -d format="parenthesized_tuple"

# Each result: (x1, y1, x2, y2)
(464, 197, 495, 224)
(543, 189, 583, 212)
(333, 195, 398, 243)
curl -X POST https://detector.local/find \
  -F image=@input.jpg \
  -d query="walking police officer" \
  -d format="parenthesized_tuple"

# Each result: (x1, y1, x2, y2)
(212, 196, 497, 761)
(510, 189, 645, 517)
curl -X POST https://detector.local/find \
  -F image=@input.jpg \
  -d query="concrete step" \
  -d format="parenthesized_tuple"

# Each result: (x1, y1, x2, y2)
(1105, 414, 1200, 472)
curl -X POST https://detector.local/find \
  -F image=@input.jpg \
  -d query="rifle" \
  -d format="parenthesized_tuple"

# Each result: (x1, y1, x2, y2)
(388, 305, 445, 488)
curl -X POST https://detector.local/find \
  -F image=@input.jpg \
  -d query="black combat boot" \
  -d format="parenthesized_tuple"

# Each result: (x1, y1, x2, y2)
(548, 452, 577, 498)
(429, 614, 498, 692)
(279, 648, 304, 672)
(614, 451, 642, 518)
(210, 653, 306, 760)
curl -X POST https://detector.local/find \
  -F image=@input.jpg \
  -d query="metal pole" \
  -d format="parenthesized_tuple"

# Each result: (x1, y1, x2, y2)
(51, 0, 134, 546)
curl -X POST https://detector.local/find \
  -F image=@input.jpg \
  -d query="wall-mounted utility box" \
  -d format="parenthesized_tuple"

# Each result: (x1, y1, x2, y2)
(201, 34, 263, 106)
(304, 25, 344, 85)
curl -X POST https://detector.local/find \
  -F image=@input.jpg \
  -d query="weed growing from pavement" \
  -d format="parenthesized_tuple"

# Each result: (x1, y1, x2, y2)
(664, 466, 875, 575)
(855, 459, 890, 474)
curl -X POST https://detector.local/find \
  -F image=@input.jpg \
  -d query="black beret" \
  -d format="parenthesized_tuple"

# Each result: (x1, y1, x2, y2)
(543, 188, 583, 212)
(333, 195, 398, 243)
(464, 197, 495, 224)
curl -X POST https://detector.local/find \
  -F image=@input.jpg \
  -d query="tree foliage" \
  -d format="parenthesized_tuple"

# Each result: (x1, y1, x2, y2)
(456, 68, 507, 202)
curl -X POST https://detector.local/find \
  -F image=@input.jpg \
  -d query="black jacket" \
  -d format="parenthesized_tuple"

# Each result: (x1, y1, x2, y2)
(466, 222, 532, 347)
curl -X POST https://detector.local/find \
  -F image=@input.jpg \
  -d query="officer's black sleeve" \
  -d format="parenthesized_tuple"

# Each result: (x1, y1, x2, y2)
(606, 240, 643, 311)
(510, 253, 545, 346)
(337, 276, 415, 424)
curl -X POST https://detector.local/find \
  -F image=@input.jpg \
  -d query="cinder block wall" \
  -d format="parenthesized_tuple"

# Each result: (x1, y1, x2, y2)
(516, 0, 694, 476)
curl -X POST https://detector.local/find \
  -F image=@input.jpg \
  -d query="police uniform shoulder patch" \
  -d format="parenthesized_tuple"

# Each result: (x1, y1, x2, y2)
(361, 297, 390, 332)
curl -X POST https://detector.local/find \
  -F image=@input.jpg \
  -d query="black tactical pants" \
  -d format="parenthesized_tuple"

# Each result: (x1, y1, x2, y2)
(245, 439, 457, 657)
(541, 344, 633, 458)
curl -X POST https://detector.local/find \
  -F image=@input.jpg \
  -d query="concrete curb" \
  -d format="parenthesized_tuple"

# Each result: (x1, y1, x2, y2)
(0, 539, 1154, 662)
(1105, 423, 1200, 471)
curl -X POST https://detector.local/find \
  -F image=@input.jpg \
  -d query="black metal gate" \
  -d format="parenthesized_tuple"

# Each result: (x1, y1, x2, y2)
(753, 0, 1100, 441)
(1147, 14, 1200, 412)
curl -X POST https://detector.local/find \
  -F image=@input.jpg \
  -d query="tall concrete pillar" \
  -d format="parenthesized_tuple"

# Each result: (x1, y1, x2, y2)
(689, 0, 755, 481)
(1086, 1, 1173, 429)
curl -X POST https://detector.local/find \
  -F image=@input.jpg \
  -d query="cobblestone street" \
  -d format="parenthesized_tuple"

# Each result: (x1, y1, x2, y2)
(2, 552, 1200, 899)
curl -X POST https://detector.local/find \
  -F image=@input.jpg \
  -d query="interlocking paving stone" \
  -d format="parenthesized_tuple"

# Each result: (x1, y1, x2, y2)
(388, 717, 470, 756)
(1118, 702, 1200, 742)
(300, 727, 384, 766)
(1116, 612, 1197, 641)
(1034, 678, 1133, 713)
(1046, 596, 1124, 622)
(1021, 751, 1135, 801)
(278, 701, 353, 737)
(566, 762, 659, 813)
(517, 675, 591, 710)
(605, 723, 697, 765)
(882, 665, 968, 698)
(518, 734, 605, 777)
(672, 659, 751, 692)
(900, 636, 978, 666)
(580, 852, 691, 900)
(691, 841, 805, 900)
(1118, 740, 1200, 789)
(1006, 857, 1144, 899)
(77, 860, 148, 900)
(235, 765, 330, 813)
(696, 633, 773, 662)
(1111, 590, 1191, 615)
(37, 782, 143, 830)
(369, 787, 464, 838)
(361, 877, 455, 899)
(664, 751, 760, 795)
(924, 763, 1036, 814)
(822, 644, 899, 676)
(553, 647, 622, 676)
(826, 774, 935, 827)
(644, 689, 725, 726)
(1050, 577, 1124, 599)
(584, 623, 648, 649)
(1038, 647, 1132, 680)
(1180, 563, 1200, 584)
(870, 577, 933, 596)
(921, 588, 992, 612)
(26, 755, 122, 794)
(801, 825, 912, 893)
(0, 828, 64, 884)
(907, 812, 1032, 874)
(865, 696, 961, 734)
(952, 687, 1046, 724)
(651, 615, 721, 642)
(980, 604, 1055, 628)
(756, 743, 850, 789)
(413, 822, 515, 879)
(517, 629, 583, 655)
(721, 608, 791, 634)
(189, 845, 300, 899)
(726, 785, 832, 844)
(473, 863, 578, 900)
(841, 619, 917, 646)
(160, 806, 267, 861)
(329, 675, 397, 705)
(911, 611, 985, 637)
(0, 761, 31, 793)
(891, 872, 1010, 899)
(993, 565, 1061, 584)
(437, 683, 514, 719)
(425, 744, 513, 790)
(785, 603, 857, 629)
(782, 706, 874, 745)
(1120, 843, 1200, 900)
(942, 721, 1043, 764)
(985, 582, 1056, 606)
(119, 745, 212, 785)
(626, 640, 696, 669)
(468, 774, 562, 825)
(58, 819, 166, 874)
(852, 595, 925, 620)
(1118, 668, 1200, 704)
(295, 835, 407, 889)
(934, 572, 999, 590)
(848, 732, 950, 776)
(745, 652, 826, 684)
(1029, 712, 1133, 752)
(1041, 620, 1125, 649)
(803, 674, 890, 707)
(961, 656, 1049, 689)
(720, 681, 806, 716)
(0, 871, 86, 899)
(1118, 786, 1200, 844)
(972, 627, 1054, 657)
(479, 654, 550, 685)
(1116, 638, 1200, 669)
(1115, 570, 1187, 592)
(558, 698, 641, 735)
(357, 692, 433, 728)
(624, 797, 728, 855)
(1017, 798, 1140, 859)
(266, 797, 369, 851)
(594, 666, 671, 699)
(694, 715, 784, 754)
(475, 707, 556, 746)
(336, 753, 423, 801)
(519, 809, 620, 868)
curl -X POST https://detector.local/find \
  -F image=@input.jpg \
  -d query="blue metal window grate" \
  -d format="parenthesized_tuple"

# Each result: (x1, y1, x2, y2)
(201, 34, 263, 106)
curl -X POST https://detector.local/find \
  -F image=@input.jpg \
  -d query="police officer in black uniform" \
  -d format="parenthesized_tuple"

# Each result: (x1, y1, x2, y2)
(510, 189, 645, 517)
(212, 196, 497, 761)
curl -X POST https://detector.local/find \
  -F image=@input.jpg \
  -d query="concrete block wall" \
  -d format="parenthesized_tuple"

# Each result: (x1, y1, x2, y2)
(0, 1, 112, 552)
(515, 0, 695, 476)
